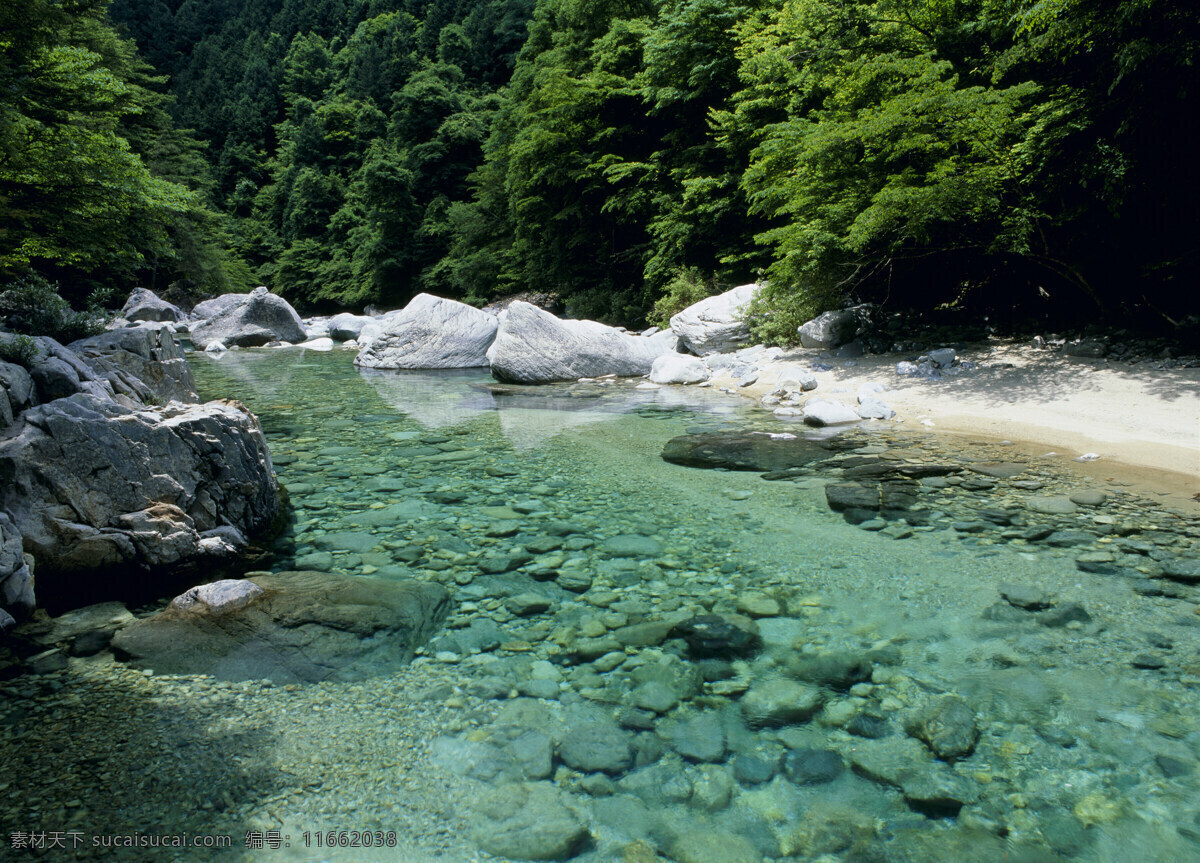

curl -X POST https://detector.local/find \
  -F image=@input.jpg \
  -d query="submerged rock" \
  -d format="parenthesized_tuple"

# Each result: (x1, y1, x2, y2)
(111, 570, 450, 682)
(662, 431, 833, 472)
(470, 782, 588, 861)
(354, 294, 498, 369)
(487, 302, 670, 383)
(670, 283, 759, 355)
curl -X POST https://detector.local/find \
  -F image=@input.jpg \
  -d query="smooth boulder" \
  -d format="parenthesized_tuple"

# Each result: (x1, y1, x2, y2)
(650, 353, 710, 385)
(189, 287, 306, 349)
(487, 301, 671, 383)
(354, 294, 498, 369)
(111, 571, 450, 682)
(670, 283, 759, 356)
(120, 288, 187, 323)
(328, 312, 372, 341)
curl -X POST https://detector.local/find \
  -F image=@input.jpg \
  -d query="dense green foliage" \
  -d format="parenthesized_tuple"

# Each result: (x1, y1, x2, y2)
(0, 0, 253, 306)
(4, 0, 1194, 332)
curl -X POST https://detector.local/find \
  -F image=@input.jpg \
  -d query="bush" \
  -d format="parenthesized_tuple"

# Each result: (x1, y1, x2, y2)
(0, 333, 39, 367)
(742, 280, 842, 347)
(0, 274, 107, 342)
(648, 268, 725, 329)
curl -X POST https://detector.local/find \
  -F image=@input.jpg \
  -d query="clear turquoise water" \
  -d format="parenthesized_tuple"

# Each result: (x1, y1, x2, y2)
(17, 345, 1196, 862)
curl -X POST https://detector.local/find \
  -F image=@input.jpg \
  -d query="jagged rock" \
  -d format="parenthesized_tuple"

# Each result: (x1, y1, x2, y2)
(487, 301, 670, 383)
(0, 394, 278, 597)
(670, 283, 759, 355)
(120, 288, 187, 323)
(649, 353, 710, 385)
(190, 294, 244, 319)
(0, 359, 35, 427)
(70, 326, 197, 404)
(0, 513, 34, 619)
(111, 571, 450, 682)
(798, 309, 858, 349)
(23, 337, 114, 403)
(189, 287, 306, 349)
(354, 294, 498, 369)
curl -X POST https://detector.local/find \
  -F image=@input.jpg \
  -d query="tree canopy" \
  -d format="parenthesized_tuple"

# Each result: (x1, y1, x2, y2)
(3, 0, 1193, 331)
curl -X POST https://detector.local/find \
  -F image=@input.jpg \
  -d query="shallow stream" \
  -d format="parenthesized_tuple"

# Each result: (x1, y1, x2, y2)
(4, 346, 1199, 862)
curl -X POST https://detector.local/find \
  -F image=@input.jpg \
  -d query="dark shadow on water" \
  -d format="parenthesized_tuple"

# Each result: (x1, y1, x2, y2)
(0, 665, 284, 861)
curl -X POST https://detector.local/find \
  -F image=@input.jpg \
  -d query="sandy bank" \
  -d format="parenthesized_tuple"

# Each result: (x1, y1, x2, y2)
(704, 340, 1199, 499)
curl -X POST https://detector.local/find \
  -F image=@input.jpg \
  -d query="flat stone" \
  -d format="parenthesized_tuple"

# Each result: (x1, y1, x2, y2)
(505, 593, 553, 616)
(1027, 496, 1078, 515)
(1069, 490, 1108, 507)
(558, 721, 633, 774)
(970, 462, 1026, 479)
(740, 678, 824, 728)
(905, 696, 979, 759)
(600, 534, 663, 558)
(471, 782, 587, 860)
(783, 748, 844, 785)
(1000, 584, 1051, 611)
(662, 712, 726, 763)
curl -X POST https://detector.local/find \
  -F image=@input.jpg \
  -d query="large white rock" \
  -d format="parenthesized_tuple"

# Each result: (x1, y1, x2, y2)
(189, 287, 306, 349)
(487, 302, 672, 383)
(650, 353, 710, 385)
(802, 399, 861, 427)
(669, 283, 760, 355)
(354, 294, 498, 369)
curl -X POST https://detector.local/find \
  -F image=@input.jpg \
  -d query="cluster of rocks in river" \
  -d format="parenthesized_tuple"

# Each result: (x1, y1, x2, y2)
(0, 324, 279, 625)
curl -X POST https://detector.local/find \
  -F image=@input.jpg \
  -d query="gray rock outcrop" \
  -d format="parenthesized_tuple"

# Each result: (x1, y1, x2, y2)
(0, 513, 34, 618)
(670, 283, 759, 355)
(487, 301, 671, 383)
(120, 288, 187, 323)
(0, 359, 34, 427)
(189, 287, 306, 349)
(190, 293, 245, 320)
(70, 327, 198, 404)
(798, 309, 858, 349)
(354, 294, 498, 369)
(111, 571, 450, 682)
(0, 394, 278, 584)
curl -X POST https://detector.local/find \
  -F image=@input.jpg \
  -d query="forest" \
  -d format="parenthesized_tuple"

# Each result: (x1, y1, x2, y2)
(2, 0, 1196, 339)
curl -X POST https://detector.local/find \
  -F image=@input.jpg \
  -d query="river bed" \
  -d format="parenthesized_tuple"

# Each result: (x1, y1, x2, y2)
(3, 345, 1199, 862)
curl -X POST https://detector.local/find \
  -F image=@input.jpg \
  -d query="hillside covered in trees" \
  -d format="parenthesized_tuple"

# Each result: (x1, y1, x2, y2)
(3, 0, 1197, 337)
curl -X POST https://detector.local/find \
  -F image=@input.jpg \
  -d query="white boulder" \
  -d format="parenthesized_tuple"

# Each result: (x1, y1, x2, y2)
(649, 353, 711, 385)
(802, 399, 861, 427)
(354, 294, 498, 369)
(487, 302, 672, 383)
(669, 283, 760, 355)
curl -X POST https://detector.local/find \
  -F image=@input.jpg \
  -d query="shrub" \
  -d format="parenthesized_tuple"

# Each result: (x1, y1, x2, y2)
(647, 268, 725, 329)
(0, 333, 39, 367)
(0, 274, 107, 342)
(742, 280, 842, 347)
